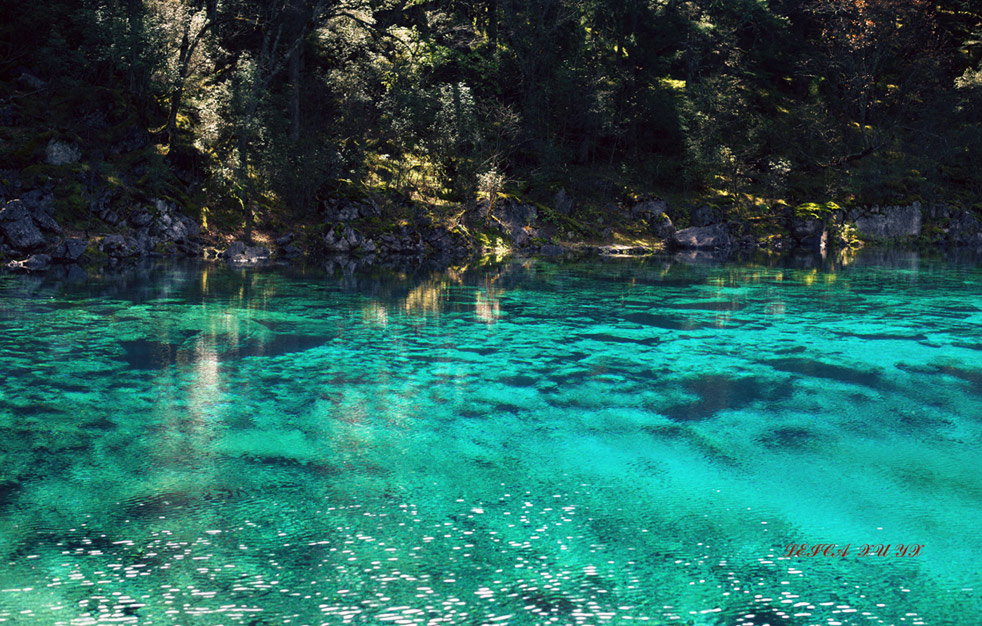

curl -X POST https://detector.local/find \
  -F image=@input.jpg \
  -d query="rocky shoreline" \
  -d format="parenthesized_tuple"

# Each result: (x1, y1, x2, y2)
(2, 185, 981, 274)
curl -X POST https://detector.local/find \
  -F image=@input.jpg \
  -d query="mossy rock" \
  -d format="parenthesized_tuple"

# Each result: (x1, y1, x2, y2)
(112, 147, 151, 170)
(475, 229, 508, 250)
(153, 241, 177, 255)
(6, 130, 60, 168)
(97, 114, 142, 146)
(794, 201, 841, 220)
(50, 179, 88, 220)
(86, 245, 109, 262)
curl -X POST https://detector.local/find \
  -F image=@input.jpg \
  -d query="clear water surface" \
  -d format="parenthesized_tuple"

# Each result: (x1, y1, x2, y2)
(0, 251, 980, 625)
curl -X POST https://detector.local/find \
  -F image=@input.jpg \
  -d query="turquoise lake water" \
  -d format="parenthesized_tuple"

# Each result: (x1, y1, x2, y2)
(0, 252, 980, 625)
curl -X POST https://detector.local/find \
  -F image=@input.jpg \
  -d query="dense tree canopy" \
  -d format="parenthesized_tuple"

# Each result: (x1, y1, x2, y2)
(2, 0, 981, 229)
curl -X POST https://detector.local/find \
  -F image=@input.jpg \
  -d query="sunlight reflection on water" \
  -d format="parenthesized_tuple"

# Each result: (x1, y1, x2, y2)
(0, 252, 980, 624)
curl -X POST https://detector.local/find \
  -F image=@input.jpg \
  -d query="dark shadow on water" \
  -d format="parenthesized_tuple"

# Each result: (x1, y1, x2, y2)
(622, 312, 709, 331)
(117, 339, 189, 370)
(0, 480, 22, 508)
(577, 332, 662, 346)
(764, 357, 882, 388)
(831, 330, 928, 341)
(660, 375, 795, 422)
(120, 487, 249, 520)
(756, 426, 823, 450)
(456, 346, 498, 356)
(226, 334, 335, 360)
(898, 362, 982, 396)
(642, 423, 742, 466)
(665, 300, 746, 311)
(119, 333, 334, 369)
(498, 375, 539, 387)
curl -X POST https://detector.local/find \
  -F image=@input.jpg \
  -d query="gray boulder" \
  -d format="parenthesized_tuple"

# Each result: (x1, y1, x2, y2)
(492, 200, 537, 247)
(17, 69, 46, 91)
(129, 209, 153, 228)
(631, 199, 668, 220)
(52, 238, 88, 263)
(466, 200, 492, 225)
(278, 244, 302, 259)
(45, 139, 81, 165)
(221, 241, 270, 264)
(149, 198, 200, 242)
(790, 216, 826, 240)
(19, 189, 54, 214)
(322, 199, 380, 223)
(651, 214, 676, 240)
(0, 200, 32, 223)
(790, 216, 828, 251)
(100, 209, 120, 226)
(324, 226, 356, 252)
(671, 224, 731, 250)
(495, 200, 537, 225)
(100, 234, 140, 258)
(233, 246, 270, 264)
(852, 203, 922, 239)
(554, 188, 575, 216)
(511, 226, 531, 247)
(222, 241, 247, 258)
(32, 210, 61, 233)
(324, 225, 374, 254)
(378, 229, 424, 256)
(0, 200, 46, 251)
(690, 205, 722, 226)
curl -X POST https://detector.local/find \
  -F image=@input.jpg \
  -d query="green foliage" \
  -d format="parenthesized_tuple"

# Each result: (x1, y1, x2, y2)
(794, 201, 841, 220)
(2, 0, 981, 228)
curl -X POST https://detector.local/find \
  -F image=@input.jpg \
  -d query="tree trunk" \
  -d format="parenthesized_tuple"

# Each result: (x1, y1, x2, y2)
(237, 130, 254, 243)
(488, 0, 498, 44)
(289, 45, 302, 144)
(166, 21, 193, 146)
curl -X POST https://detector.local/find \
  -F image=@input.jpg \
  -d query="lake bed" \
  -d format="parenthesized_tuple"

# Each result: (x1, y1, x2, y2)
(1, 252, 980, 625)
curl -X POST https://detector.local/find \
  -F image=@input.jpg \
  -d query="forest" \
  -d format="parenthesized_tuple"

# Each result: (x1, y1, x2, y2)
(2, 0, 982, 245)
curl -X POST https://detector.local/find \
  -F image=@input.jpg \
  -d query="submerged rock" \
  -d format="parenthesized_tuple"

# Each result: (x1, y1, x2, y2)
(661, 374, 794, 422)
